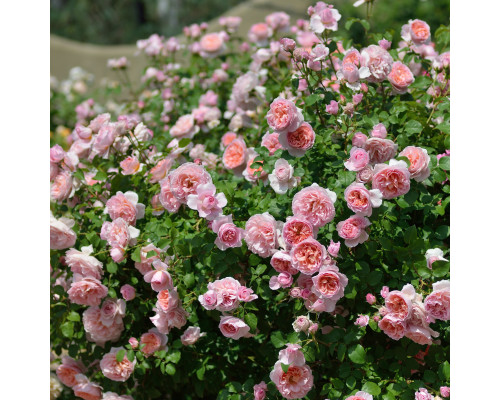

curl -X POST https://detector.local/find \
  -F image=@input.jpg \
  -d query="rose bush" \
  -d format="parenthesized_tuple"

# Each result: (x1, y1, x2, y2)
(50, 2, 450, 399)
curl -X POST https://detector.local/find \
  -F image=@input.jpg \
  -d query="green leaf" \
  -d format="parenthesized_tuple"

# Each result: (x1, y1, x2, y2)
(94, 171, 107, 181)
(404, 225, 418, 244)
(438, 156, 450, 171)
(184, 273, 195, 288)
(127, 350, 135, 362)
(255, 264, 267, 276)
(348, 344, 366, 364)
(116, 349, 126, 363)
(405, 120, 423, 135)
(165, 363, 176, 376)
(423, 370, 437, 383)
(270, 331, 286, 348)
(178, 138, 191, 148)
(362, 382, 381, 396)
(60, 321, 74, 338)
(66, 311, 80, 322)
(435, 225, 450, 239)
(131, 247, 142, 263)
(281, 363, 289, 373)
(244, 313, 258, 332)
(106, 262, 118, 274)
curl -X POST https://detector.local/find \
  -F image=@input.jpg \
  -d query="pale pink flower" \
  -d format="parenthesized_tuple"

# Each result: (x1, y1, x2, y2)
(105, 191, 145, 225)
(290, 238, 326, 275)
(402, 20, 431, 45)
(73, 375, 102, 400)
(346, 391, 373, 400)
(282, 217, 315, 249)
(181, 326, 206, 346)
(327, 240, 340, 257)
(186, 183, 227, 220)
(243, 149, 267, 182)
(278, 343, 306, 366)
(134, 243, 163, 275)
(212, 215, 245, 250)
(245, 212, 280, 258)
(261, 132, 283, 156)
(50, 214, 76, 249)
(253, 381, 268, 400)
(378, 314, 407, 340)
(292, 183, 336, 228)
(198, 290, 218, 310)
(344, 182, 383, 217)
(280, 38, 296, 52)
(279, 121, 315, 157)
(424, 280, 450, 321)
(326, 100, 339, 115)
(312, 264, 348, 299)
(100, 347, 135, 382)
(336, 214, 370, 247)
(266, 11, 290, 31)
(352, 132, 368, 147)
(82, 306, 124, 346)
(56, 356, 86, 387)
(399, 146, 431, 182)
(150, 305, 189, 334)
(159, 178, 182, 213)
(372, 160, 411, 199)
(364, 137, 398, 164)
(221, 132, 237, 148)
(356, 165, 374, 184)
(156, 288, 180, 312)
(310, 6, 341, 34)
(168, 162, 213, 203)
(199, 32, 226, 58)
(102, 392, 134, 400)
(120, 156, 141, 175)
(51, 171, 74, 202)
(385, 284, 416, 320)
(388, 61, 415, 94)
(360, 45, 394, 82)
(68, 277, 108, 306)
(170, 114, 199, 139)
(381, 286, 390, 298)
(269, 158, 299, 194)
(405, 324, 435, 345)
(65, 245, 103, 280)
(366, 293, 376, 304)
(266, 97, 304, 134)
(415, 388, 434, 400)
(120, 284, 135, 301)
(208, 277, 242, 311)
(144, 260, 173, 292)
(345, 147, 370, 171)
(355, 315, 370, 327)
(140, 328, 168, 356)
(292, 316, 312, 332)
(219, 316, 251, 339)
(270, 251, 298, 275)
(269, 360, 313, 399)
(149, 157, 174, 183)
(100, 218, 139, 250)
(50, 144, 65, 163)
(440, 387, 450, 398)
(425, 248, 448, 269)
(248, 23, 272, 46)
(371, 123, 387, 139)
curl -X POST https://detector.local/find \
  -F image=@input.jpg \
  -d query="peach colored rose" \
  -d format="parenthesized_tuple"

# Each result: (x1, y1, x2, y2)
(378, 314, 407, 340)
(56, 356, 86, 387)
(73, 375, 102, 400)
(401, 19, 431, 45)
(345, 391, 373, 400)
(221, 132, 237, 148)
(100, 347, 135, 382)
(364, 137, 397, 164)
(270, 361, 313, 399)
(219, 316, 251, 339)
(159, 178, 182, 213)
(311, 264, 348, 299)
(149, 157, 174, 183)
(372, 160, 411, 199)
(67, 277, 108, 306)
(120, 156, 141, 175)
(65, 245, 103, 280)
(248, 23, 272, 46)
(243, 149, 267, 182)
(105, 191, 145, 225)
(279, 122, 315, 157)
(270, 251, 298, 275)
(83, 306, 124, 346)
(50, 213, 77, 250)
(344, 182, 383, 217)
(424, 280, 450, 321)
(244, 212, 280, 258)
(266, 97, 304, 134)
(336, 214, 370, 247)
(200, 32, 226, 58)
(385, 289, 414, 320)
(51, 171, 74, 202)
(157, 288, 180, 312)
(399, 146, 431, 182)
(170, 114, 199, 139)
(134, 243, 163, 275)
(181, 326, 206, 346)
(261, 131, 283, 155)
(168, 162, 213, 203)
(140, 328, 168, 356)
(292, 183, 336, 228)
(282, 217, 315, 248)
(223, 138, 247, 172)
(290, 238, 326, 275)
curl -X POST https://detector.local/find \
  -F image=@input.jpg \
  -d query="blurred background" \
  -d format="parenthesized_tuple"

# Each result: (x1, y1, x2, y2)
(50, 0, 449, 81)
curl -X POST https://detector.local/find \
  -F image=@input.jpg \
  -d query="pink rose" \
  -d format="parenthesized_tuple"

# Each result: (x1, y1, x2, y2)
(399, 146, 431, 182)
(100, 298, 126, 327)
(237, 286, 258, 302)
(360, 45, 394, 82)
(100, 218, 139, 250)
(65, 245, 103, 280)
(186, 183, 227, 220)
(290, 238, 326, 275)
(336, 214, 370, 247)
(50, 214, 76, 250)
(345, 147, 370, 172)
(292, 316, 312, 332)
(120, 156, 141, 175)
(364, 137, 398, 164)
(388, 61, 415, 94)
(83, 306, 124, 346)
(253, 381, 268, 400)
(311, 264, 348, 299)
(51, 171, 74, 202)
(219, 316, 251, 339)
(170, 114, 199, 139)
(261, 131, 283, 155)
(150, 306, 189, 334)
(366, 293, 376, 304)
(405, 324, 435, 345)
(67, 277, 108, 306)
(134, 243, 163, 275)
(221, 132, 237, 148)
(424, 280, 450, 321)
(120, 284, 136, 301)
(372, 160, 411, 199)
(102, 392, 134, 400)
(248, 23, 272, 46)
(50, 144, 65, 163)
(356, 165, 374, 183)
(181, 326, 206, 346)
(140, 328, 168, 356)
(352, 132, 368, 147)
(425, 248, 448, 269)
(385, 284, 416, 320)
(100, 347, 135, 382)
(168, 162, 213, 203)
(244, 212, 279, 258)
(157, 288, 180, 312)
(327, 240, 341, 257)
(208, 277, 242, 311)
(355, 314, 370, 327)
(279, 122, 315, 157)
(346, 391, 373, 400)
(371, 123, 387, 138)
(270, 251, 298, 275)
(269, 361, 313, 399)
(243, 150, 267, 182)
(269, 158, 299, 195)
(149, 157, 174, 183)
(440, 387, 450, 398)
(56, 356, 86, 387)
(223, 138, 248, 173)
(105, 191, 145, 225)
(414, 388, 434, 400)
(266, 97, 304, 134)
(292, 183, 337, 228)
(344, 182, 383, 217)
(282, 217, 315, 248)
(212, 215, 245, 250)
(159, 178, 182, 213)
(326, 100, 339, 115)
(73, 375, 102, 400)
(381, 286, 390, 298)
(402, 20, 431, 45)
(199, 32, 226, 57)
(198, 290, 218, 310)
(378, 314, 407, 340)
